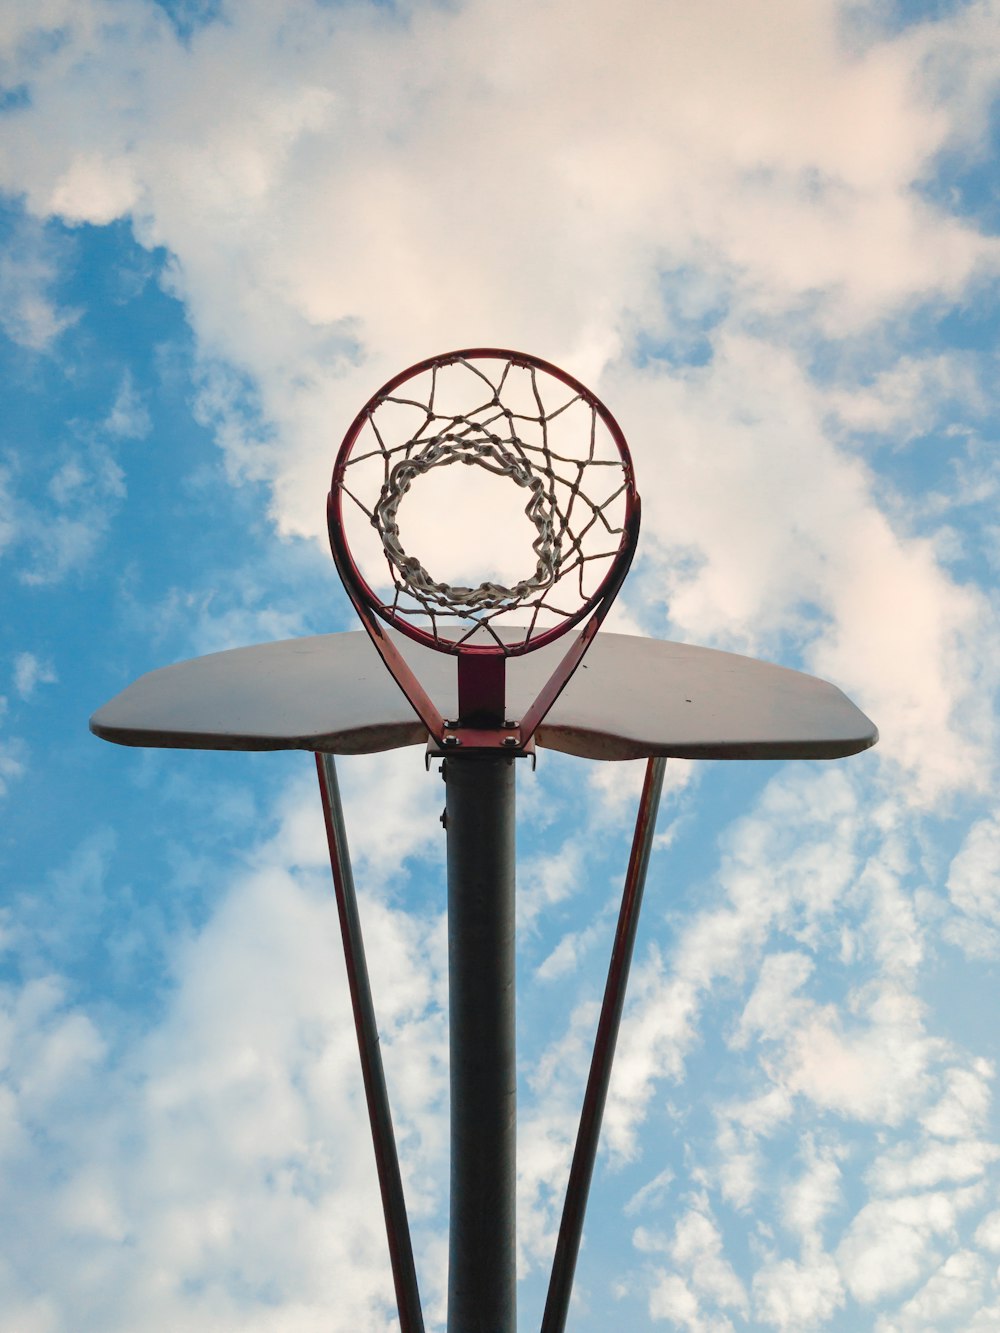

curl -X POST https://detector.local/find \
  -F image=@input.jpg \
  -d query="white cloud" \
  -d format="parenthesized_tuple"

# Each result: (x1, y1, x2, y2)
(974, 1209, 1000, 1252)
(876, 1248, 989, 1331)
(334, 751, 447, 891)
(0, 215, 78, 351)
(125, 579, 312, 659)
(625, 1166, 675, 1218)
(0, 974, 105, 1115)
(534, 908, 613, 983)
(867, 1139, 1000, 1196)
(752, 1252, 845, 1331)
(48, 150, 139, 225)
(518, 842, 591, 933)
(837, 1182, 986, 1304)
(781, 1137, 844, 1245)
(669, 1203, 748, 1315)
(1, 425, 128, 587)
(732, 951, 815, 1050)
(0, 470, 16, 557)
(919, 1060, 992, 1141)
(596, 767, 877, 1161)
(779, 984, 939, 1125)
(709, 1084, 796, 1210)
(0, 738, 26, 797)
(637, 1194, 749, 1327)
(823, 353, 991, 440)
(945, 816, 1000, 953)
(103, 371, 152, 441)
(12, 652, 57, 700)
(647, 1272, 713, 1329)
(515, 993, 603, 1271)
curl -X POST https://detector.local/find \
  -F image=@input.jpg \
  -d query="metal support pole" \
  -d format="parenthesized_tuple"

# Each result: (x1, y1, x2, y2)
(541, 756, 666, 1333)
(444, 753, 517, 1333)
(315, 753, 425, 1333)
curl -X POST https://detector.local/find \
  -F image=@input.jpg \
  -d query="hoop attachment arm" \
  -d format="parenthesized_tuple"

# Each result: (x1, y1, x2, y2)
(518, 499, 640, 747)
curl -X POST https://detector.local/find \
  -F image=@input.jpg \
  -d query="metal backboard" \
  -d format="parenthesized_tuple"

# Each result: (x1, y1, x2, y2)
(91, 628, 877, 761)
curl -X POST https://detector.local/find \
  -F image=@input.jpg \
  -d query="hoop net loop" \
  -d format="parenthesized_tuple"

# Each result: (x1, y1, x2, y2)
(330, 349, 639, 660)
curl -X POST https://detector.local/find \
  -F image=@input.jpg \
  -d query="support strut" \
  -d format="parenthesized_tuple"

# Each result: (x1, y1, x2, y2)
(541, 756, 666, 1333)
(316, 753, 425, 1333)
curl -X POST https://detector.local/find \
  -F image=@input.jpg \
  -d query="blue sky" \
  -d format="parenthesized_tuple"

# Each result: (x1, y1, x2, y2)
(1, 1, 999, 1329)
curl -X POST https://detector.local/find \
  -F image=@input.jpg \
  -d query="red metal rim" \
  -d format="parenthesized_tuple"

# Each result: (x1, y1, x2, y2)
(328, 348, 639, 658)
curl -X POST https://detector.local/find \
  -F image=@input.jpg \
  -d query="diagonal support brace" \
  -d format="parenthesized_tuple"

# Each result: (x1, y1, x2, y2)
(541, 756, 666, 1333)
(316, 752, 425, 1333)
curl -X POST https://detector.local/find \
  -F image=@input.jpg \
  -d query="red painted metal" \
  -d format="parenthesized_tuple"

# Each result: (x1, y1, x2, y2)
(328, 492, 447, 742)
(457, 653, 506, 726)
(518, 496, 641, 746)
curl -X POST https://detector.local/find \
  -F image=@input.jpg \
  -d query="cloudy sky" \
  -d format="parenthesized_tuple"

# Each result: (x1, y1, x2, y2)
(2, 0, 999, 1329)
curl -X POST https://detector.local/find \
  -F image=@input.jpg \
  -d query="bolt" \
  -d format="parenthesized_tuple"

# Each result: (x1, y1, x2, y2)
(443, 734, 461, 747)
(502, 736, 519, 748)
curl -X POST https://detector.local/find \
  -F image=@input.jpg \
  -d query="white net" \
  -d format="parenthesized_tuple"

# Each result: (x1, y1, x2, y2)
(334, 353, 634, 651)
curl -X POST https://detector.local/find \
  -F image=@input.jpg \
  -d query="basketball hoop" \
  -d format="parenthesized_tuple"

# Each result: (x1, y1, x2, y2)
(328, 349, 640, 747)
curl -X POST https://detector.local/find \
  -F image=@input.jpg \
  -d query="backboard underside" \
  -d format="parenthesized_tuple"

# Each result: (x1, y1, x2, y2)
(90, 630, 878, 762)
